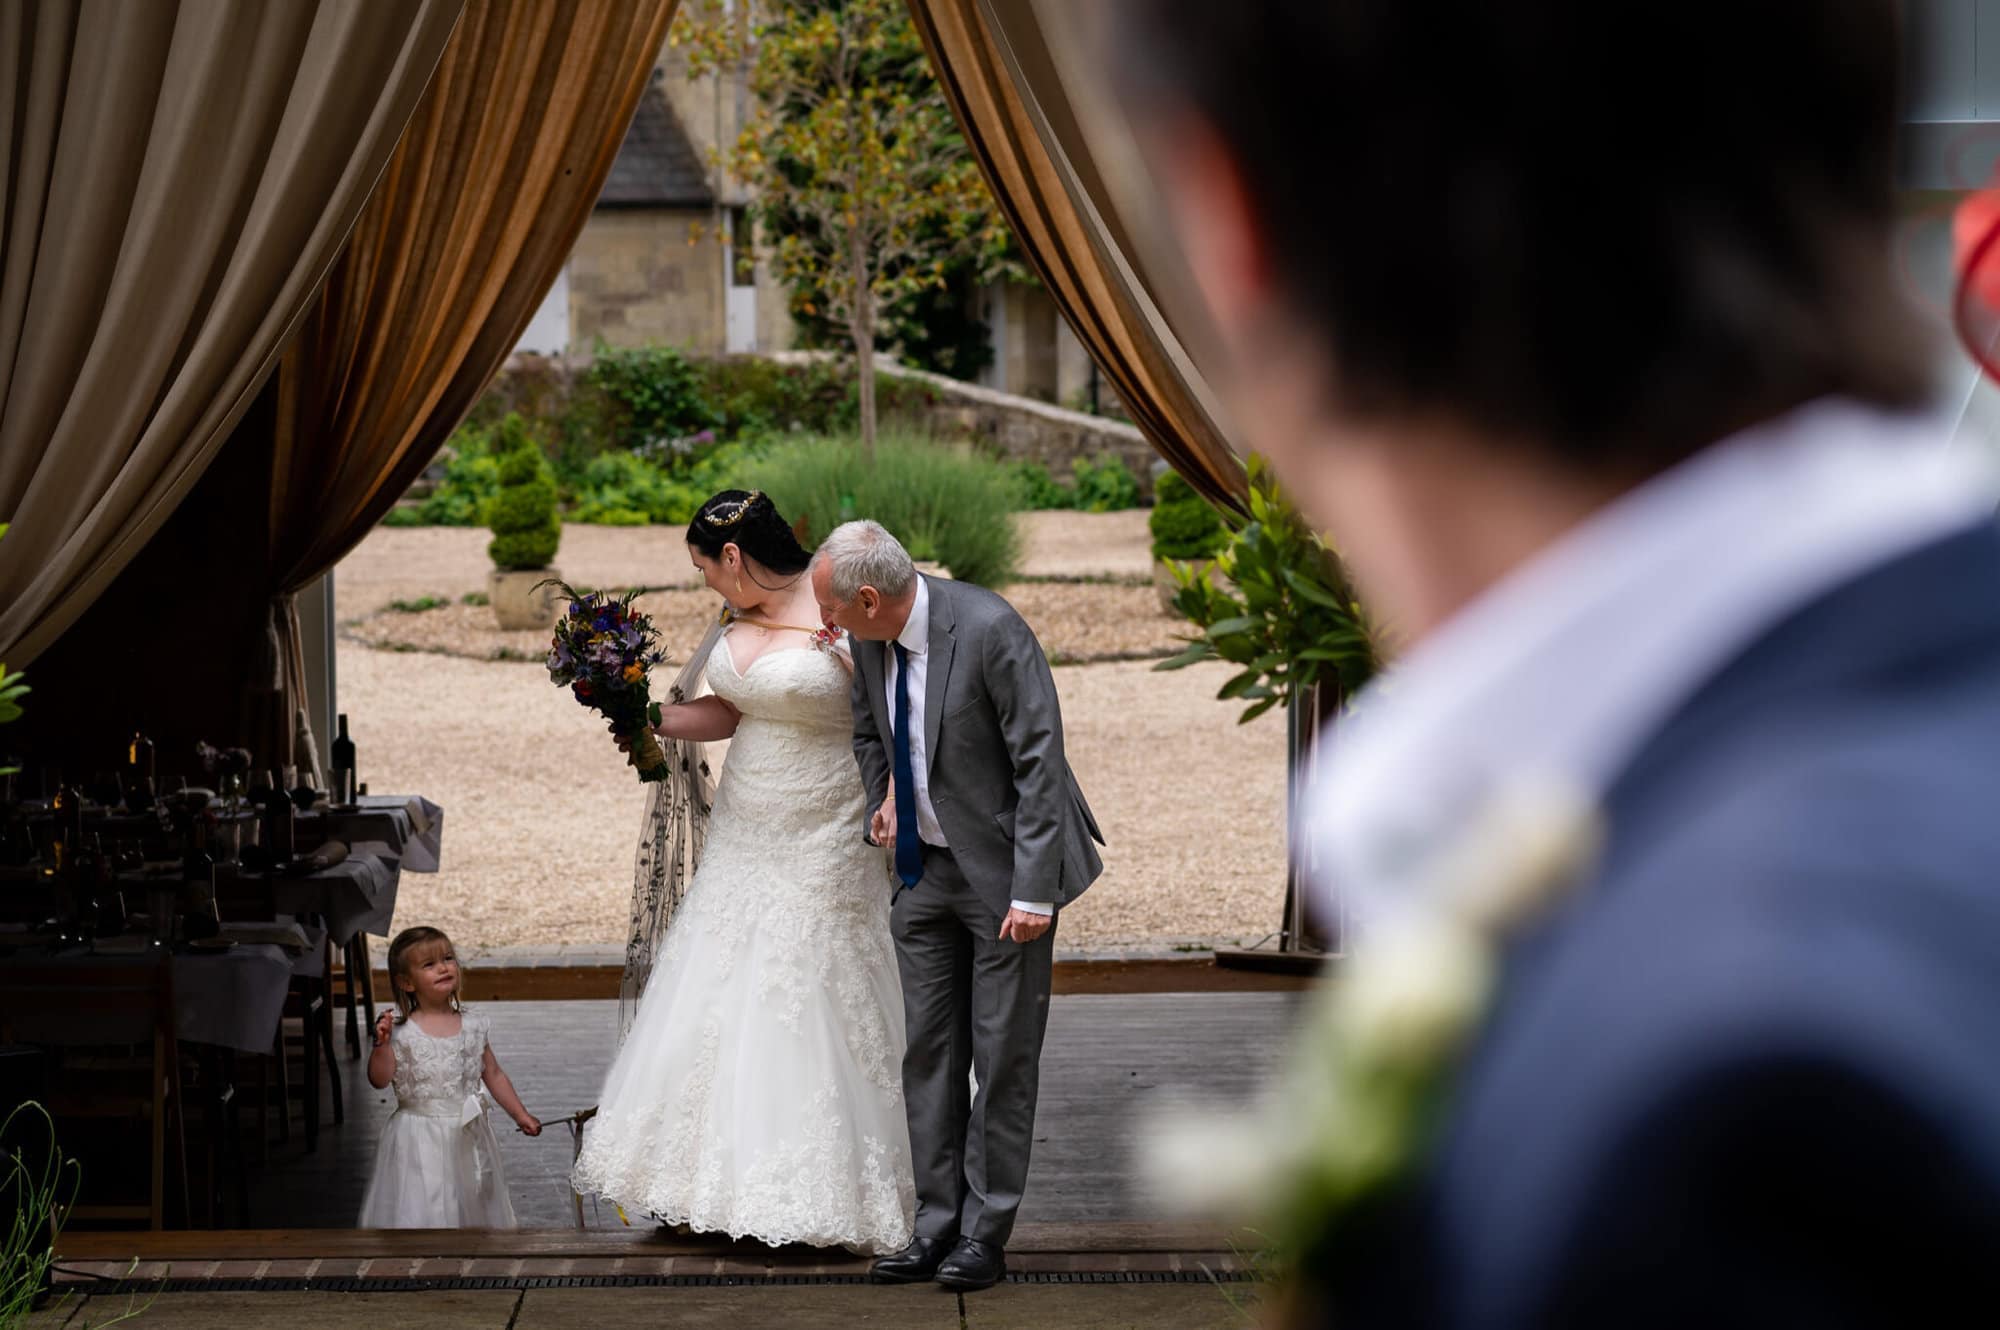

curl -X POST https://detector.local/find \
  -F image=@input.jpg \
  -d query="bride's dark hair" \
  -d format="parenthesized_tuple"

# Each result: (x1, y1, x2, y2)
(687, 489, 813, 581)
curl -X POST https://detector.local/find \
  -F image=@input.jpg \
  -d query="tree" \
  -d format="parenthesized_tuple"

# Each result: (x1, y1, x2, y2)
(678, 0, 1017, 458)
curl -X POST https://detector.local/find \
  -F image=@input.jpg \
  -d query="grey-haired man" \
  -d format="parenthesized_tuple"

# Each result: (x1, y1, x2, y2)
(812, 520, 1105, 1292)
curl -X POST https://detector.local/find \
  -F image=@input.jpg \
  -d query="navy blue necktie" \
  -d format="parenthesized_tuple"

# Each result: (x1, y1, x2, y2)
(891, 642, 924, 895)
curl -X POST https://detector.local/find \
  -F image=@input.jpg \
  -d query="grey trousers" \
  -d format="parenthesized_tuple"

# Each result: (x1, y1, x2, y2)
(890, 845, 1056, 1248)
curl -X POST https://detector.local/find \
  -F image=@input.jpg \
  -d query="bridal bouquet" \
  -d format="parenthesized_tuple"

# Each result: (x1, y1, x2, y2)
(541, 583, 671, 783)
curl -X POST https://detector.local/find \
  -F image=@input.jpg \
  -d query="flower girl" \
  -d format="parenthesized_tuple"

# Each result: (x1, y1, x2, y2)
(357, 926, 541, 1228)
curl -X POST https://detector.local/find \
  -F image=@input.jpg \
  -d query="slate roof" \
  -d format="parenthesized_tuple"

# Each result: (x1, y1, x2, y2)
(598, 81, 716, 209)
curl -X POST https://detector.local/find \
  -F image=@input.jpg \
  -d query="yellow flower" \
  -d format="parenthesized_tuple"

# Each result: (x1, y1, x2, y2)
(622, 663, 644, 684)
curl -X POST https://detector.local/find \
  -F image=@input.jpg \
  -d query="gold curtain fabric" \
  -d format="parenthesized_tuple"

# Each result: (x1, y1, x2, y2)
(0, 0, 464, 669)
(249, 0, 676, 772)
(906, 0, 1247, 512)
(268, 0, 679, 594)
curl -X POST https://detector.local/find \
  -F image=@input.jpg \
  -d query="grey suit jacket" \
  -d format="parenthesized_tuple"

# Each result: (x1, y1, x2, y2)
(850, 575, 1105, 913)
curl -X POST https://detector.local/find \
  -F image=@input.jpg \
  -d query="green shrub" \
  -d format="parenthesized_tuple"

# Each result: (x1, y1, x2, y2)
(583, 343, 719, 453)
(1010, 462, 1072, 511)
(1071, 456, 1142, 512)
(400, 428, 504, 526)
(740, 431, 1021, 585)
(694, 357, 940, 440)
(1150, 469, 1230, 562)
(1006, 456, 1142, 512)
(568, 451, 702, 525)
(487, 415, 561, 570)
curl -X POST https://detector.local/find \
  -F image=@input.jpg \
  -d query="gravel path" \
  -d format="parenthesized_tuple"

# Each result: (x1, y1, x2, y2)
(335, 513, 1288, 953)
(346, 580, 1186, 667)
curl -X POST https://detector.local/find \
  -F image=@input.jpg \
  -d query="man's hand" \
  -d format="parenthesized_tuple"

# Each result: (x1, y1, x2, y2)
(870, 795, 897, 846)
(999, 908, 1053, 945)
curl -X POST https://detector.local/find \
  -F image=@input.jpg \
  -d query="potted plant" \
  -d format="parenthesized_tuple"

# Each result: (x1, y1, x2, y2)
(485, 415, 564, 630)
(1158, 457, 1379, 959)
(1149, 468, 1231, 613)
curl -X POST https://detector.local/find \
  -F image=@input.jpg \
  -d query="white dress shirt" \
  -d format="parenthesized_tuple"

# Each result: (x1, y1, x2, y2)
(1304, 400, 1998, 934)
(887, 577, 1055, 916)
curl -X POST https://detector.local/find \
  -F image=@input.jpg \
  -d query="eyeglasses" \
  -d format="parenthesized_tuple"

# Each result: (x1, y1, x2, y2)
(705, 491, 763, 528)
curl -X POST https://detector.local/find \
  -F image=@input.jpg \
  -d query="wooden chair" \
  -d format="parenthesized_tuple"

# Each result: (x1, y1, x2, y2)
(0, 958, 189, 1229)
(328, 933, 377, 1061)
(213, 875, 343, 1152)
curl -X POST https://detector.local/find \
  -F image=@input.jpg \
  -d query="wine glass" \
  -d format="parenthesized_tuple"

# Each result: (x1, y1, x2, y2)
(88, 770, 123, 810)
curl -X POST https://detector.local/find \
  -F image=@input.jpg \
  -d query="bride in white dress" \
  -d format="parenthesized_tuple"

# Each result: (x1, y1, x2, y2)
(571, 490, 915, 1253)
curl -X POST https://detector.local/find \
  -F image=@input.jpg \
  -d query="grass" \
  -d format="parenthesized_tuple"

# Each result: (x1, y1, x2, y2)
(386, 595, 452, 614)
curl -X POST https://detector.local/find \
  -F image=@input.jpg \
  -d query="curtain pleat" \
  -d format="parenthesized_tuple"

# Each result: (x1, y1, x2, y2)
(0, 0, 464, 668)
(246, 0, 676, 771)
(266, 0, 678, 595)
(906, 0, 1247, 512)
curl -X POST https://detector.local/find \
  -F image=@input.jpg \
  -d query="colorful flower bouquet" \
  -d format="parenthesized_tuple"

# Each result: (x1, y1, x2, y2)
(541, 583, 671, 783)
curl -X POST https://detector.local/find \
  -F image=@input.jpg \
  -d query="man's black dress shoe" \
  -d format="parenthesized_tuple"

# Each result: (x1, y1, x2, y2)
(871, 1235, 954, 1284)
(934, 1237, 1006, 1291)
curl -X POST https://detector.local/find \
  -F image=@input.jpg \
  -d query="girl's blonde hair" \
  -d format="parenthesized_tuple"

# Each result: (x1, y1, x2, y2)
(385, 925, 463, 1018)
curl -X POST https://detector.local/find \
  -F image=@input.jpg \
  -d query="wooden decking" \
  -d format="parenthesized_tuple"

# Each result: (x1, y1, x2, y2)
(40, 992, 1300, 1326)
(232, 991, 1306, 1231)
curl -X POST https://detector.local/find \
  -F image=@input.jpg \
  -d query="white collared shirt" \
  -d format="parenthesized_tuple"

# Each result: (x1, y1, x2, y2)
(1305, 400, 1998, 933)
(886, 577, 1055, 916)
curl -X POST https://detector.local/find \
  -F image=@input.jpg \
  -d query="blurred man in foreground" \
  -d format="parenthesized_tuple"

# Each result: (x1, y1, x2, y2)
(1112, 2, 2000, 1324)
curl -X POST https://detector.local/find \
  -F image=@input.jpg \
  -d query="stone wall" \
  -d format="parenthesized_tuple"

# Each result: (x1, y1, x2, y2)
(883, 360, 1163, 499)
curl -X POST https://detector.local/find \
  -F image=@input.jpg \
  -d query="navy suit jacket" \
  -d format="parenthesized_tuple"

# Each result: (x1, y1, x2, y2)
(1334, 522, 2000, 1327)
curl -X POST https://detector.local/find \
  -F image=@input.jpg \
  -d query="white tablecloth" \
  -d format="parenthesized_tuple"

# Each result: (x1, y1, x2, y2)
(319, 795, 444, 874)
(2, 945, 293, 1056)
(268, 846, 399, 944)
(172, 944, 293, 1054)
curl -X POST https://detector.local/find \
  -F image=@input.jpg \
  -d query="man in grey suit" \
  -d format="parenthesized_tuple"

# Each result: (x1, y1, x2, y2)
(811, 520, 1104, 1292)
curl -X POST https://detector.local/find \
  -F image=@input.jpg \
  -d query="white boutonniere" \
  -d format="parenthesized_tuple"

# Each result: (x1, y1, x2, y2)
(1144, 778, 1603, 1275)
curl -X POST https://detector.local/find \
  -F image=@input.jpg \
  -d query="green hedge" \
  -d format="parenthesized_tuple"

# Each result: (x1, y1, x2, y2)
(1010, 457, 1142, 512)
(487, 416, 561, 570)
(739, 431, 1022, 586)
(1149, 469, 1229, 562)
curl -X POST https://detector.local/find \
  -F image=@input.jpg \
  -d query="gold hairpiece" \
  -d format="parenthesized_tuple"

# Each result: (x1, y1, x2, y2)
(707, 491, 762, 528)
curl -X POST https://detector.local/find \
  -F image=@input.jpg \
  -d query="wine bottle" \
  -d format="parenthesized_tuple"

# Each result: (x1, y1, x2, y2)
(89, 834, 126, 936)
(127, 729, 155, 784)
(331, 714, 356, 805)
(48, 775, 82, 874)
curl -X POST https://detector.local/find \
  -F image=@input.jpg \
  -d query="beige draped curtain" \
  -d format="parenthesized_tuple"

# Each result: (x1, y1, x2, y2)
(249, 0, 678, 771)
(906, 0, 1247, 512)
(0, 0, 464, 670)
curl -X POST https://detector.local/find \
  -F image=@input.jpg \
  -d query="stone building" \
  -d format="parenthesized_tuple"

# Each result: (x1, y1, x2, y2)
(514, 58, 792, 358)
(512, 32, 1094, 410)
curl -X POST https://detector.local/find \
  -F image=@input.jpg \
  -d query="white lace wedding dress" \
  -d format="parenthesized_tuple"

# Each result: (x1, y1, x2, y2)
(571, 640, 915, 1252)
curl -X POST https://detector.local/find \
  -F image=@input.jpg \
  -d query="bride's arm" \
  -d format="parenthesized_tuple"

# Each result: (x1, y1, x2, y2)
(651, 695, 741, 742)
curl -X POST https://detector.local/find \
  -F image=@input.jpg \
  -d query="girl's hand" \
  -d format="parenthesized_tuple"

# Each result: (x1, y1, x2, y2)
(516, 1114, 542, 1137)
(373, 1010, 395, 1047)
